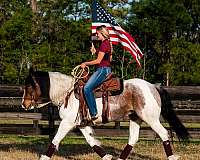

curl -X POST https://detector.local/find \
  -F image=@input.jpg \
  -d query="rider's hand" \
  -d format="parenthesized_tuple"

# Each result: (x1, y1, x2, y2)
(90, 43, 96, 55)
(80, 63, 86, 68)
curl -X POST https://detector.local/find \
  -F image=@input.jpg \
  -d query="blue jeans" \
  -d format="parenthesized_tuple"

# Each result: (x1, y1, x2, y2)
(83, 67, 111, 117)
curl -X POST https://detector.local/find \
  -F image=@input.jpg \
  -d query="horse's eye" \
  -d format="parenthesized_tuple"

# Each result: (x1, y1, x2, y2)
(25, 84, 32, 89)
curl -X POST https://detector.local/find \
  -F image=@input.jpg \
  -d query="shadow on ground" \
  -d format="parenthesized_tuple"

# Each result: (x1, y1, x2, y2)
(0, 138, 159, 160)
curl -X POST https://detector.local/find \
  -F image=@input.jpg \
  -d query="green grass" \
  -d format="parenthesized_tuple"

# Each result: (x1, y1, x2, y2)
(0, 135, 199, 160)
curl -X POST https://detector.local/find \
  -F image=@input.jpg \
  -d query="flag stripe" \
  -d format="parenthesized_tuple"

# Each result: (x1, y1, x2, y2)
(92, 23, 143, 59)
(92, 3, 143, 66)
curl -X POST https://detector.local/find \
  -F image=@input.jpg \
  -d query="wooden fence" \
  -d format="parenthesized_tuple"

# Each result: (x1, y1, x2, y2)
(0, 85, 200, 139)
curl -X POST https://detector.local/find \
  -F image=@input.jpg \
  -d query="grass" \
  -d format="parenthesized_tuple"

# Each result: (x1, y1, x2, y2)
(0, 135, 200, 160)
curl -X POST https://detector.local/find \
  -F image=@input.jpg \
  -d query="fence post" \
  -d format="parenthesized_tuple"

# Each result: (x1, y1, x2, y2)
(114, 122, 120, 129)
(48, 104, 55, 141)
(33, 108, 39, 134)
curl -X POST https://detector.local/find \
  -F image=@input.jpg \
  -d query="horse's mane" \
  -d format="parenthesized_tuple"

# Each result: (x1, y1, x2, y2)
(49, 71, 72, 80)
(24, 70, 75, 106)
(25, 71, 49, 84)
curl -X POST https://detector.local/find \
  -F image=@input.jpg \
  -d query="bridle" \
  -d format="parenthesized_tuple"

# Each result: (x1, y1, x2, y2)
(22, 75, 51, 109)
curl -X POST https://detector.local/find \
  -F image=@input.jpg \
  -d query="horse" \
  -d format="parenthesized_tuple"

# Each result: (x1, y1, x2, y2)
(21, 68, 189, 160)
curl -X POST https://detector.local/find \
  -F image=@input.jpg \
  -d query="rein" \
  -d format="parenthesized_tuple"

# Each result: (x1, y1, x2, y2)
(22, 95, 52, 109)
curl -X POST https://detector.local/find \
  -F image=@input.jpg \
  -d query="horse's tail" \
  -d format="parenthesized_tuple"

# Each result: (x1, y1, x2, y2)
(156, 86, 190, 141)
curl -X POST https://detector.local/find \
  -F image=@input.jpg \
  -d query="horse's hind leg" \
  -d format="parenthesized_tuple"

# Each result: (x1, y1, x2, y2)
(118, 119, 142, 160)
(145, 117, 179, 160)
(80, 126, 113, 160)
(39, 118, 76, 160)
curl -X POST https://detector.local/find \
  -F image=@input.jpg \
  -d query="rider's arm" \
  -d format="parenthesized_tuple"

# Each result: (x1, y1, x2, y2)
(81, 51, 105, 68)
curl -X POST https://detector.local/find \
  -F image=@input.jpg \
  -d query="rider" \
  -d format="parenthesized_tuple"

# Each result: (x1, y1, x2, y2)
(80, 25, 113, 121)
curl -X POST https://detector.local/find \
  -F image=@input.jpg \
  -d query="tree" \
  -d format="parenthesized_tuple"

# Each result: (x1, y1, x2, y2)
(1, 0, 199, 85)
(0, 0, 33, 84)
(128, 0, 200, 85)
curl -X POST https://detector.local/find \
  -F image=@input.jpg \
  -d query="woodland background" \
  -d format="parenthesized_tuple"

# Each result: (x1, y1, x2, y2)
(0, 0, 199, 86)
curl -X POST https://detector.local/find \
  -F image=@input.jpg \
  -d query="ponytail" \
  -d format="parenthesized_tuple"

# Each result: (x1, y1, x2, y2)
(109, 38, 113, 62)
(96, 25, 113, 61)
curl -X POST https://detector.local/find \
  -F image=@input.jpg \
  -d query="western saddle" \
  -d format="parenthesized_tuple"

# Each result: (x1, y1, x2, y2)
(73, 72, 123, 124)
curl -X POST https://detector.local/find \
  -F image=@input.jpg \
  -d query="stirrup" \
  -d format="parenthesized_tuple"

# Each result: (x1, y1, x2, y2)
(79, 118, 93, 127)
(79, 118, 88, 127)
(91, 115, 98, 121)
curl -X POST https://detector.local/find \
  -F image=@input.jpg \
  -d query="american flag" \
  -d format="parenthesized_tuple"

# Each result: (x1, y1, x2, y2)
(92, 0, 143, 66)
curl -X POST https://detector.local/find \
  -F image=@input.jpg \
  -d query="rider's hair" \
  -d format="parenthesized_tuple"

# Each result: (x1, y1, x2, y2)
(96, 25, 113, 61)
(96, 25, 109, 39)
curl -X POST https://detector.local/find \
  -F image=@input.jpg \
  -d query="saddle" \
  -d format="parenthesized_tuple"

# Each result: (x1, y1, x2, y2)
(74, 73, 123, 124)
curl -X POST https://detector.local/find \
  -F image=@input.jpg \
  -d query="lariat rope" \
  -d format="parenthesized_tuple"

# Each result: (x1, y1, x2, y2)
(58, 65, 89, 107)
(71, 65, 89, 79)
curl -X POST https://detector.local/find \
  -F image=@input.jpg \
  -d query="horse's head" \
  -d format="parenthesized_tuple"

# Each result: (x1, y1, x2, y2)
(22, 70, 51, 110)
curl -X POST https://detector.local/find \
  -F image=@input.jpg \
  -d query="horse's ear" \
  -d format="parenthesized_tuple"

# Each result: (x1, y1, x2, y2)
(29, 67, 35, 75)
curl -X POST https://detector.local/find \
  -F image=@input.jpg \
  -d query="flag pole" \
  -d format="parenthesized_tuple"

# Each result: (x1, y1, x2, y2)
(92, 0, 97, 21)
(142, 33, 146, 80)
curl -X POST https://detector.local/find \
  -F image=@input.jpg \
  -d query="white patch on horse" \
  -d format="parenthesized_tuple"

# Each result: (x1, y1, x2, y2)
(49, 72, 74, 106)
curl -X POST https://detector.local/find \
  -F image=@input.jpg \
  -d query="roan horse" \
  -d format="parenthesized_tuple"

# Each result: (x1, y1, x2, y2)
(22, 68, 189, 160)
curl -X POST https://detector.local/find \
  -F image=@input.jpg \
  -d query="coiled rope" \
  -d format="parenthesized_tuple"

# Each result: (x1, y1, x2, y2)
(71, 65, 89, 80)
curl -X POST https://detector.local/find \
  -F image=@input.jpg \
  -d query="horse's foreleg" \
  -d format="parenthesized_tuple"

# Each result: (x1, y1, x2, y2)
(40, 118, 75, 160)
(118, 119, 141, 160)
(80, 126, 113, 160)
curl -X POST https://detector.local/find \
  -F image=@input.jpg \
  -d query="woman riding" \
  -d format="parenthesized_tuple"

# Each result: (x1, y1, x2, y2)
(80, 25, 113, 122)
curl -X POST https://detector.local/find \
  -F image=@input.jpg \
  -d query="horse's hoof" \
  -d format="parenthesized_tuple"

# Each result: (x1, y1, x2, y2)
(168, 155, 180, 160)
(39, 155, 50, 160)
(102, 154, 113, 160)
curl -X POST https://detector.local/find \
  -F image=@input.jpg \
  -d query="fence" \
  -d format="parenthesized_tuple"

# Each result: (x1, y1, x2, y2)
(0, 85, 200, 139)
